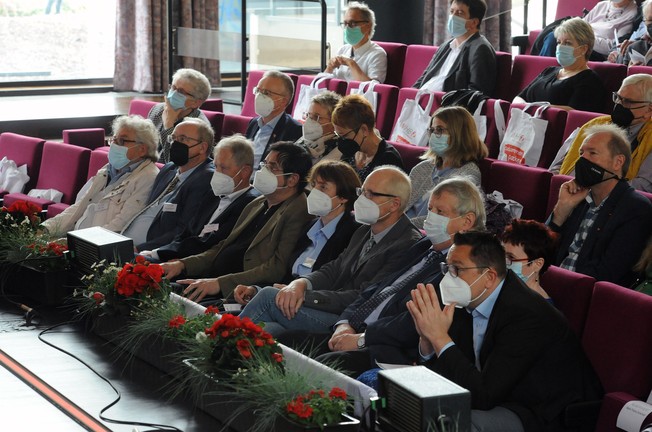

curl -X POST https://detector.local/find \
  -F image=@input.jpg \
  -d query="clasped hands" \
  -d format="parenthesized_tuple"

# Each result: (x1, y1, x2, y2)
(407, 283, 456, 358)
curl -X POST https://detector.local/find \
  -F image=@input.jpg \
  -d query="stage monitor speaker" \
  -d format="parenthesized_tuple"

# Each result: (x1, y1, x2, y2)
(67, 226, 134, 274)
(378, 366, 471, 432)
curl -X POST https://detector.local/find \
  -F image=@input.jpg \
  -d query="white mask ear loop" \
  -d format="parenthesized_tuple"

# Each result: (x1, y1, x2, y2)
(468, 269, 489, 304)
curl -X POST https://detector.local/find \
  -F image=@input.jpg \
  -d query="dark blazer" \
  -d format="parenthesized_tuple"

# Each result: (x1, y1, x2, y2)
(548, 180, 652, 286)
(413, 32, 496, 97)
(426, 271, 603, 432)
(246, 113, 303, 162)
(283, 211, 360, 283)
(155, 187, 260, 261)
(135, 159, 215, 251)
(303, 214, 423, 315)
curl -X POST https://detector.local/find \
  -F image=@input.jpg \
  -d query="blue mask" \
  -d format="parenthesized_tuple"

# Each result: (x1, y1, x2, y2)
(507, 261, 534, 283)
(167, 89, 187, 111)
(556, 45, 578, 68)
(344, 26, 364, 46)
(447, 15, 468, 38)
(108, 143, 131, 170)
(428, 133, 449, 156)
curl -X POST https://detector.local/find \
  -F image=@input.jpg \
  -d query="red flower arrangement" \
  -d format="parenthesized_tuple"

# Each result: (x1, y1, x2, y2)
(25, 240, 68, 257)
(168, 314, 187, 329)
(0, 200, 41, 230)
(115, 255, 165, 297)
(286, 387, 350, 428)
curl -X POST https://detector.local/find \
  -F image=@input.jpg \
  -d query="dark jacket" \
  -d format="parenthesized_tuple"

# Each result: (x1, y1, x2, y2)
(245, 113, 303, 162)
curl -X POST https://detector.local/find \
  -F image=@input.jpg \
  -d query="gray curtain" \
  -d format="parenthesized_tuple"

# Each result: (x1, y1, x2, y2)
(114, 0, 220, 93)
(423, 0, 512, 52)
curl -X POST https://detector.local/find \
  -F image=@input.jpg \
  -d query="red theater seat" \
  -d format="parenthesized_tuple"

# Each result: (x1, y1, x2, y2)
(375, 41, 407, 87)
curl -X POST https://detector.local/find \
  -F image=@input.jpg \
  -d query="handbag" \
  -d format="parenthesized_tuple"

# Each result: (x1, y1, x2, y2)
(350, 80, 379, 115)
(292, 75, 330, 122)
(0, 157, 30, 193)
(498, 103, 549, 166)
(389, 89, 436, 147)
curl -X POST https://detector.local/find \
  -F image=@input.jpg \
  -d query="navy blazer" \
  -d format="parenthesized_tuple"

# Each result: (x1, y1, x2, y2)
(245, 113, 303, 162)
(548, 180, 652, 286)
(137, 159, 215, 251)
(155, 187, 260, 261)
(413, 32, 496, 97)
(283, 211, 360, 283)
(426, 271, 602, 431)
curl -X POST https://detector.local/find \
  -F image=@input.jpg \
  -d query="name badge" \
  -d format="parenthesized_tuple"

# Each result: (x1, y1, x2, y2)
(163, 203, 178, 212)
(200, 223, 220, 237)
(302, 257, 316, 269)
(95, 202, 109, 212)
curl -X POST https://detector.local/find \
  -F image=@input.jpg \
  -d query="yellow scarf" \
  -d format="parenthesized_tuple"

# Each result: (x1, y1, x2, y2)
(559, 116, 652, 179)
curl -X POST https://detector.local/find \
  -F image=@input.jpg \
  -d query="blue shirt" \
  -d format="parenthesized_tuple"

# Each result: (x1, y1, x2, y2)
(292, 213, 343, 277)
(107, 160, 144, 186)
(253, 114, 283, 167)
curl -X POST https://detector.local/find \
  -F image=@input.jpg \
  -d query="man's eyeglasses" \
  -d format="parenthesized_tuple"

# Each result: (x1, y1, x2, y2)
(170, 84, 197, 99)
(427, 126, 448, 138)
(612, 92, 651, 109)
(303, 112, 330, 123)
(253, 87, 285, 98)
(340, 20, 369, 28)
(167, 134, 202, 145)
(356, 187, 397, 199)
(259, 161, 284, 173)
(440, 262, 487, 278)
(109, 136, 141, 147)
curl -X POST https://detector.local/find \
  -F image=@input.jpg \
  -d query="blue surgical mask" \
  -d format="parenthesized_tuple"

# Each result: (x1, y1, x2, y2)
(447, 15, 468, 38)
(108, 143, 131, 170)
(428, 133, 449, 156)
(556, 45, 578, 68)
(344, 26, 364, 46)
(507, 261, 535, 283)
(167, 89, 187, 111)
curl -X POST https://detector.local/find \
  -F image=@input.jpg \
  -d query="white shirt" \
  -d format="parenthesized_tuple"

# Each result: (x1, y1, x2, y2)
(420, 38, 467, 92)
(331, 40, 387, 83)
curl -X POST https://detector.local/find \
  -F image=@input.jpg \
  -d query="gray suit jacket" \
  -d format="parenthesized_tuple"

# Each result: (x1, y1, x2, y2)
(413, 32, 496, 97)
(303, 214, 423, 315)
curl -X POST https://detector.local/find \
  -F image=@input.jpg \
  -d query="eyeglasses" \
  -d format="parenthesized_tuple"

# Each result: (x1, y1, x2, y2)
(334, 128, 358, 140)
(427, 126, 448, 138)
(259, 161, 284, 173)
(612, 92, 651, 109)
(170, 84, 197, 99)
(440, 262, 487, 278)
(505, 256, 532, 266)
(340, 20, 369, 28)
(108, 136, 142, 147)
(167, 134, 202, 145)
(253, 86, 285, 99)
(356, 187, 397, 199)
(303, 112, 330, 123)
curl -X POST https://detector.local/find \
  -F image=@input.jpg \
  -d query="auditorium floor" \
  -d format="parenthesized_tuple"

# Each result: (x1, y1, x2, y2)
(0, 297, 228, 431)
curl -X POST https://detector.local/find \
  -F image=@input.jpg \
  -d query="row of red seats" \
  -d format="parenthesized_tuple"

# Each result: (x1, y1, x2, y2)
(540, 265, 652, 431)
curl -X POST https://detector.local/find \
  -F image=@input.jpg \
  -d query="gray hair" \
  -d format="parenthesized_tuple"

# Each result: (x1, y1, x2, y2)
(262, 70, 295, 100)
(554, 17, 595, 60)
(621, 73, 652, 103)
(176, 117, 215, 154)
(346, 1, 376, 38)
(172, 68, 211, 101)
(643, 0, 652, 14)
(214, 134, 254, 168)
(432, 177, 486, 229)
(371, 165, 411, 212)
(111, 115, 159, 162)
(583, 123, 631, 176)
(311, 91, 342, 117)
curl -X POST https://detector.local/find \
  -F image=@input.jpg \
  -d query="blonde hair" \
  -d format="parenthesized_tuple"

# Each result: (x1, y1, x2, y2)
(554, 17, 595, 60)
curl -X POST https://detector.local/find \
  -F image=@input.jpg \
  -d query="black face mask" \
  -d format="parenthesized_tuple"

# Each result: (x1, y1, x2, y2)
(574, 157, 618, 188)
(336, 128, 362, 157)
(169, 140, 200, 166)
(611, 103, 635, 128)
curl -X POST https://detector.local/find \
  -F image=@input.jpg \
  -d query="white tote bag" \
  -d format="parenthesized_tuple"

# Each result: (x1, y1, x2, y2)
(292, 75, 330, 122)
(498, 103, 549, 166)
(0, 157, 30, 193)
(472, 99, 487, 143)
(350, 80, 379, 115)
(389, 89, 436, 147)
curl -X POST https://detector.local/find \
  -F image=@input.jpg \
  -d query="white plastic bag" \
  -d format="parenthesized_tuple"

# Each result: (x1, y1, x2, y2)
(28, 188, 63, 203)
(389, 89, 436, 147)
(292, 75, 330, 122)
(498, 103, 549, 166)
(350, 80, 379, 114)
(0, 157, 30, 193)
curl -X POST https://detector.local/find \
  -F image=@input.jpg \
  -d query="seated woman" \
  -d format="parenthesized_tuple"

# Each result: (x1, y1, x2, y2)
(406, 106, 488, 229)
(233, 159, 361, 304)
(515, 18, 606, 112)
(42, 115, 160, 237)
(296, 91, 343, 164)
(332, 94, 403, 182)
(501, 219, 559, 302)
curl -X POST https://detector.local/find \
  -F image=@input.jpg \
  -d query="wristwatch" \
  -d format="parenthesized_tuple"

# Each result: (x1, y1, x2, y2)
(357, 332, 366, 349)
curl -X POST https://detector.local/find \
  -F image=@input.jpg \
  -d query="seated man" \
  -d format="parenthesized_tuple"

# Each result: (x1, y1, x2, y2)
(161, 142, 314, 301)
(323, 1, 387, 83)
(246, 70, 303, 167)
(408, 231, 602, 431)
(552, 74, 652, 193)
(413, 0, 496, 96)
(315, 177, 486, 374)
(237, 165, 423, 335)
(42, 115, 159, 236)
(607, 0, 652, 66)
(140, 135, 259, 262)
(548, 123, 652, 286)
(148, 68, 212, 163)
(122, 118, 216, 251)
